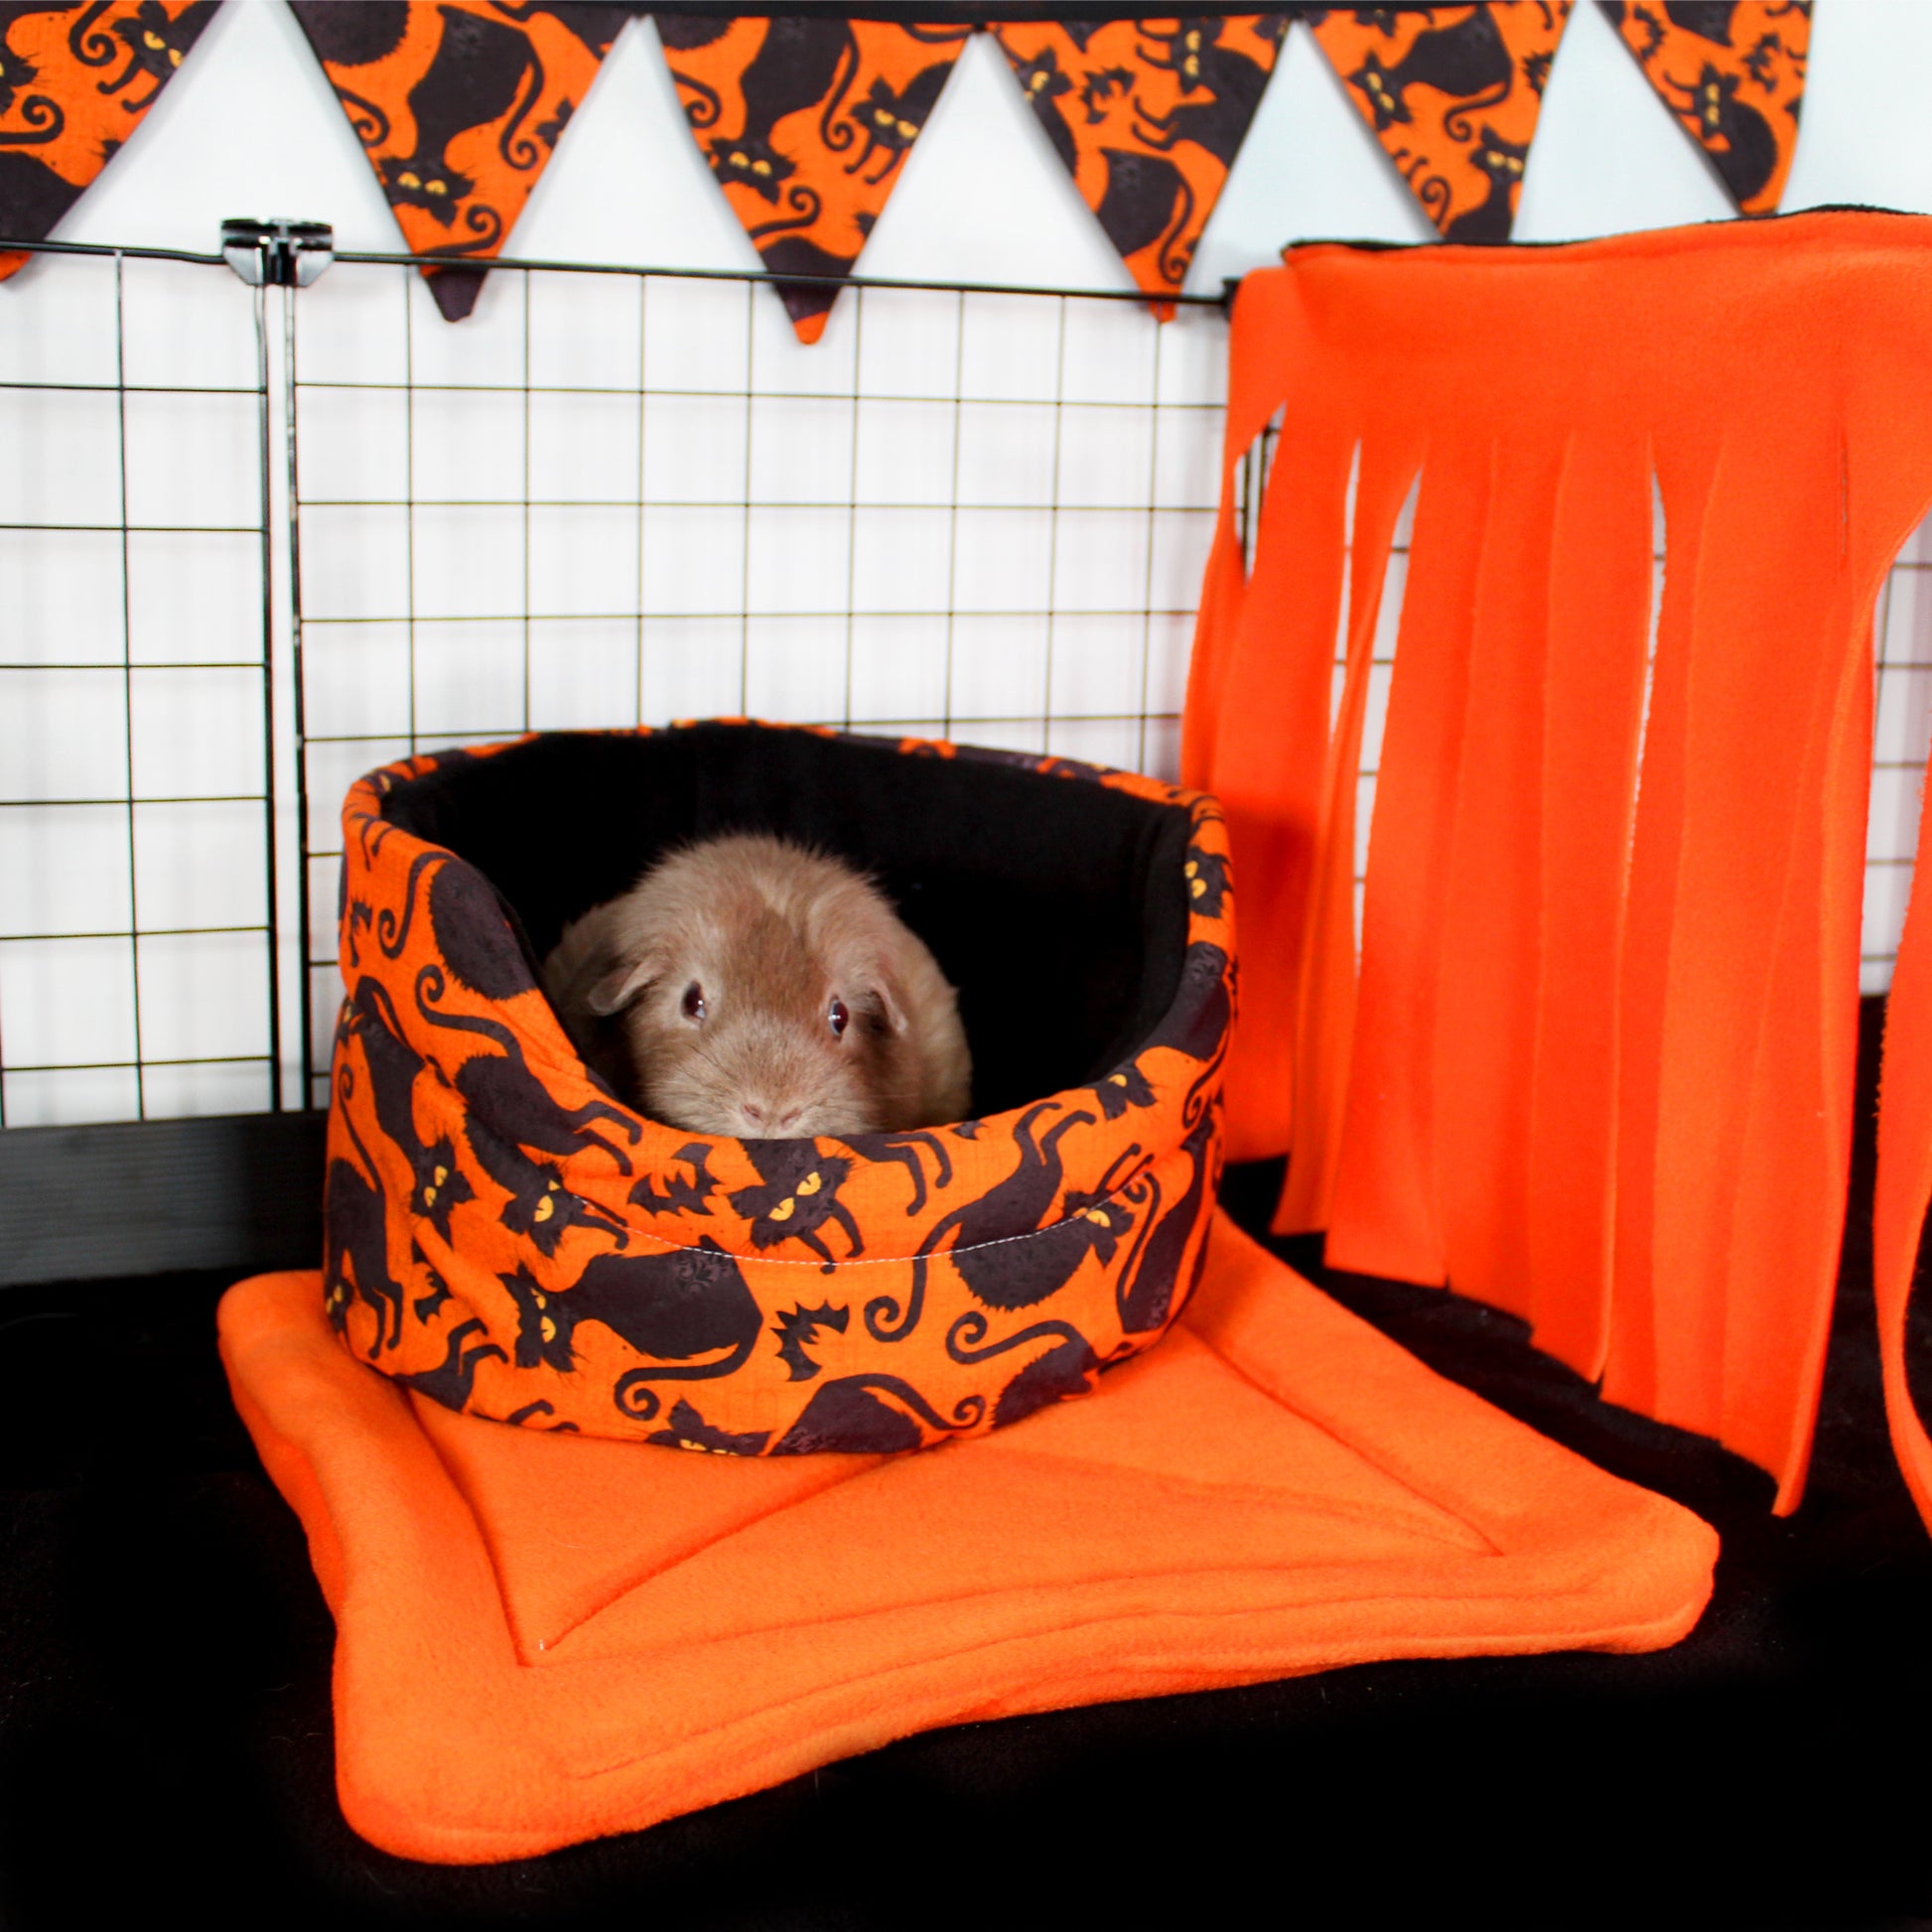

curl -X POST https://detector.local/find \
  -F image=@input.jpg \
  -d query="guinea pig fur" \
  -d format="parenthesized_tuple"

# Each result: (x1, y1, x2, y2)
(541, 832, 972, 1140)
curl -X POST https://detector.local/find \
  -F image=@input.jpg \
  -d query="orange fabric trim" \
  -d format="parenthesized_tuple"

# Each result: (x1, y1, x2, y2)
(1327, 439, 1494, 1290)
(1525, 431, 1653, 1379)
(220, 1215, 1716, 1863)
(1188, 211, 1932, 1513)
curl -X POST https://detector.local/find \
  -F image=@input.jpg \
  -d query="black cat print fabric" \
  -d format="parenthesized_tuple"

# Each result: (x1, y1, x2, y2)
(6, 7, 1821, 322)
(291, 0, 629, 319)
(1599, 0, 1809, 214)
(324, 722, 1234, 1452)
(0, 1, 216, 282)
(992, 17, 1289, 308)
(1305, 3, 1573, 243)
(655, 17, 973, 343)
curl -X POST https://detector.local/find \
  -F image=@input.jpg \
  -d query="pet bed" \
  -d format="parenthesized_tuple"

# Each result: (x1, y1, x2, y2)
(324, 722, 1232, 1449)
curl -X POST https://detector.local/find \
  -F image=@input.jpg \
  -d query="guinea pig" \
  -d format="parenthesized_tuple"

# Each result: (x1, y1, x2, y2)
(541, 832, 972, 1140)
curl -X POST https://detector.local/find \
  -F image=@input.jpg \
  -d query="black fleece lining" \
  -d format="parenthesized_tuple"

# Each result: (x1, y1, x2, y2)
(376, 724, 1194, 1118)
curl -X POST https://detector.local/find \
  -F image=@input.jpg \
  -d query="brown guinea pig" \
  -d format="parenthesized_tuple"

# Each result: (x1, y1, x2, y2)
(541, 832, 972, 1139)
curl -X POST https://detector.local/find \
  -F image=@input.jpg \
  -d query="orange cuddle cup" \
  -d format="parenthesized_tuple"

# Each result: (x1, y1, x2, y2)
(326, 721, 1233, 1452)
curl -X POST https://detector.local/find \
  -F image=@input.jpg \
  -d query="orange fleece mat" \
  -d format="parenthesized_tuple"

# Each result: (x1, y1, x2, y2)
(219, 1212, 1716, 1864)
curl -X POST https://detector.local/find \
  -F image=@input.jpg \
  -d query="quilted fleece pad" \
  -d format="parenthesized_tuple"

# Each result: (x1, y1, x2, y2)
(218, 1212, 1718, 1864)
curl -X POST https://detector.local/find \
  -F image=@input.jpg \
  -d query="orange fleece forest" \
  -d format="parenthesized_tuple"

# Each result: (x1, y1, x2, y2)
(1184, 208, 1932, 1521)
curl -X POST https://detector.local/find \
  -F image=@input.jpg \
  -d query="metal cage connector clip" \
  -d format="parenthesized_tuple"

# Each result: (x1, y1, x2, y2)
(221, 218, 334, 289)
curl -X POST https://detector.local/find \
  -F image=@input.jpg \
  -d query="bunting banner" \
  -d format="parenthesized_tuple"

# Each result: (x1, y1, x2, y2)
(0, 0, 217, 283)
(655, 17, 972, 345)
(991, 16, 1289, 309)
(1306, 2, 1575, 243)
(290, 0, 629, 321)
(1599, 0, 1810, 216)
(0, 6, 1823, 328)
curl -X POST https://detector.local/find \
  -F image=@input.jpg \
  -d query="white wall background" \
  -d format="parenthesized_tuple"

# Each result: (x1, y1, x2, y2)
(6, 0, 1932, 1126)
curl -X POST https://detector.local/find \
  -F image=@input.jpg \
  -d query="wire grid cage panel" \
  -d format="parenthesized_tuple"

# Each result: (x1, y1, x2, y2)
(1865, 512, 1932, 994)
(288, 260, 1229, 1105)
(0, 246, 281, 1130)
(6, 244, 1932, 1133)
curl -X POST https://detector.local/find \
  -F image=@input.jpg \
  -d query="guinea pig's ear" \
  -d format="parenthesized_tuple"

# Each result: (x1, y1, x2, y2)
(858, 970, 909, 1035)
(585, 953, 661, 1017)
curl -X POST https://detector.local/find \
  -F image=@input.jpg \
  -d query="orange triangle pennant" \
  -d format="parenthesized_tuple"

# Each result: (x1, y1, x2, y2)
(656, 18, 973, 345)
(1599, 0, 1809, 214)
(292, 1, 629, 321)
(993, 17, 1289, 309)
(1307, 3, 1576, 241)
(0, 0, 219, 284)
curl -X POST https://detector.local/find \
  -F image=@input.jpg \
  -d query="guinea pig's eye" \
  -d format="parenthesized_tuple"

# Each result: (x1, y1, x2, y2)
(680, 982, 707, 1023)
(827, 997, 849, 1038)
